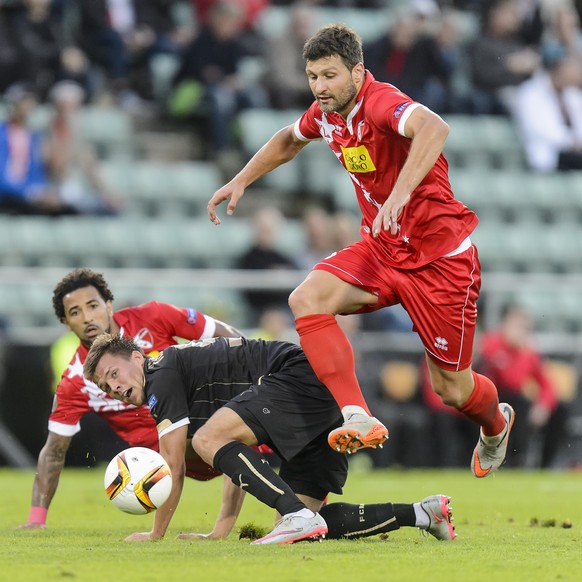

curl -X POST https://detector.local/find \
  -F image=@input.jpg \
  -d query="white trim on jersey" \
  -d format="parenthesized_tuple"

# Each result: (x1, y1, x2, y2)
(200, 315, 216, 339)
(397, 102, 423, 136)
(158, 416, 189, 439)
(48, 420, 81, 437)
(294, 119, 318, 142)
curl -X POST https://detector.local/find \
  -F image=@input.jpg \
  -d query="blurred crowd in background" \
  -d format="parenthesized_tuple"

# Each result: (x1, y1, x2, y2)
(0, 0, 581, 470)
(1, 0, 582, 173)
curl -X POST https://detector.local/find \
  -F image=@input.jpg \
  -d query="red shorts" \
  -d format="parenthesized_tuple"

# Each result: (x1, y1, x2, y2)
(314, 239, 482, 371)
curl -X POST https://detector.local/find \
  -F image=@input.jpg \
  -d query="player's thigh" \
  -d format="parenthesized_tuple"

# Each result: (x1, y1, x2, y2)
(290, 269, 378, 316)
(193, 408, 258, 458)
(290, 241, 397, 315)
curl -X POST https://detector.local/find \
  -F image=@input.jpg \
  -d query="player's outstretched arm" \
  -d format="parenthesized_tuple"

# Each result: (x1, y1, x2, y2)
(176, 475, 246, 540)
(125, 426, 188, 542)
(207, 125, 307, 225)
(213, 318, 245, 339)
(19, 432, 72, 529)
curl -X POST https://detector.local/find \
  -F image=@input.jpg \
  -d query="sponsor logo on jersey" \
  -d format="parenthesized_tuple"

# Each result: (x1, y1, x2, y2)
(148, 394, 158, 409)
(340, 145, 376, 173)
(393, 101, 411, 118)
(186, 308, 198, 325)
(434, 336, 449, 351)
(133, 328, 154, 350)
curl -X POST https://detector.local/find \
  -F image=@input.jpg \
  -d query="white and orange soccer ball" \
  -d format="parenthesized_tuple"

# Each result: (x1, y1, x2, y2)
(104, 447, 172, 515)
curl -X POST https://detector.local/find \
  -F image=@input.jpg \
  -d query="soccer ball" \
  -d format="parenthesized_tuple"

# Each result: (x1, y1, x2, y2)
(104, 447, 172, 515)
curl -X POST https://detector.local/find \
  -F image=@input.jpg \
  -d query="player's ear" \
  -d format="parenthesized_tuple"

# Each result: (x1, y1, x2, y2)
(352, 62, 365, 84)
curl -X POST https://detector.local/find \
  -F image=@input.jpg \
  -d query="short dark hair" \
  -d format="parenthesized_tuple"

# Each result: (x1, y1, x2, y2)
(84, 333, 142, 384)
(52, 268, 114, 322)
(302, 24, 364, 71)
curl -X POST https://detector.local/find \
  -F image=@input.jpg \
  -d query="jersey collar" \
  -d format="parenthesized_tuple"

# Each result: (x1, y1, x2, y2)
(345, 70, 375, 132)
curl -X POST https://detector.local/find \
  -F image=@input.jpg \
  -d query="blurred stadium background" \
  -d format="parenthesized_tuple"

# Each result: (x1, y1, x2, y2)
(0, 0, 581, 471)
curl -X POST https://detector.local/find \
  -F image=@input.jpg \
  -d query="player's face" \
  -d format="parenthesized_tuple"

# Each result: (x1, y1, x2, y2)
(93, 351, 146, 406)
(306, 56, 364, 118)
(62, 286, 116, 347)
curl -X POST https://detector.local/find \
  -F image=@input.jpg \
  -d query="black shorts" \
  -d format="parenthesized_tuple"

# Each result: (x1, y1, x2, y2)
(224, 355, 347, 499)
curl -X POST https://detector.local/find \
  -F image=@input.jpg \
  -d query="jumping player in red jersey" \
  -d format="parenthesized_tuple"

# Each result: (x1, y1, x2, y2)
(207, 24, 514, 476)
(19, 268, 242, 530)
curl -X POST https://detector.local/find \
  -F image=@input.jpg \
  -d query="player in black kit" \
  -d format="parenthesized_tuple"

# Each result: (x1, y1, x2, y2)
(85, 334, 456, 544)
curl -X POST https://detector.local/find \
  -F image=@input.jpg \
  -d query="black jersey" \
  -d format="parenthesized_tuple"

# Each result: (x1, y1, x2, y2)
(144, 337, 322, 439)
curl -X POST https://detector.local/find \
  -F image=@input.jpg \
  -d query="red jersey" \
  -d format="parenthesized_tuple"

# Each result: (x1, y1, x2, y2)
(478, 332, 558, 411)
(48, 302, 215, 446)
(294, 71, 478, 269)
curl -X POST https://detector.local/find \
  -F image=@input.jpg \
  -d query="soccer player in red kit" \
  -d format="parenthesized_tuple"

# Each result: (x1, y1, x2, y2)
(207, 24, 514, 476)
(20, 268, 242, 529)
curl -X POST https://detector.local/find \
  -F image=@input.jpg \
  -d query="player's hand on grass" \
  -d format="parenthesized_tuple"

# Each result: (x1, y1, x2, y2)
(124, 531, 160, 542)
(175, 532, 224, 540)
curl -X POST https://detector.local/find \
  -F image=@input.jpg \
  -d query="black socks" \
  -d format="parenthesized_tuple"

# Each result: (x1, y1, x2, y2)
(320, 502, 416, 539)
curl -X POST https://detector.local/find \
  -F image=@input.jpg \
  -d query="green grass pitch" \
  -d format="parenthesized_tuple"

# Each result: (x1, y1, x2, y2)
(2, 465, 581, 581)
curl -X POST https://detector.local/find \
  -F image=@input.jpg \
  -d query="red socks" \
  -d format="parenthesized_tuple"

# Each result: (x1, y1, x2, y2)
(295, 314, 370, 413)
(459, 372, 506, 436)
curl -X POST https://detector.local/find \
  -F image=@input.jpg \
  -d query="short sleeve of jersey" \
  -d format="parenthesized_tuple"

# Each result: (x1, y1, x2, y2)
(366, 84, 422, 138)
(294, 101, 325, 142)
(146, 355, 191, 438)
(49, 365, 89, 435)
(131, 302, 212, 341)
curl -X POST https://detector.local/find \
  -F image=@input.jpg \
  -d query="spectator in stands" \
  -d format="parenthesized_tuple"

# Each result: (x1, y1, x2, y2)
(475, 303, 564, 468)
(468, 0, 541, 115)
(542, 2, 582, 64)
(192, 0, 269, 57)
(294, 205, 335, 271)
(264, 2, 317, 110)
(171, 0, 268, 158)
(4, 0, 91, 102)
(0, 84, 76, 216)
(235, 205, 298, 320)
(76, 0, 185, 108)
(364, 2, 459, 113)
(511, 51, 582, 171)
(251, 305, 297, 343)
(0, 7, 24, 93)
(43, 81, 122, 215)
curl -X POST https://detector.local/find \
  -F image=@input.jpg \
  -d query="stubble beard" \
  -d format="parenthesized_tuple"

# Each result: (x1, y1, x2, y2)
(318, 80, 358, 116)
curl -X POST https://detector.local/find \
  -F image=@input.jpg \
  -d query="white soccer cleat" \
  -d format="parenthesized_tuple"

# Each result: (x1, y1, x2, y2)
(328, 413, 389, 454)
(471, 403, 515, 478)
(420, 494, 456, 541)
(251, 512, 328, 545)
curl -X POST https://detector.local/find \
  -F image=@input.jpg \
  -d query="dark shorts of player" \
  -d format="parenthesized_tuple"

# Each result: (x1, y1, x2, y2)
(224, 354, 347, 500)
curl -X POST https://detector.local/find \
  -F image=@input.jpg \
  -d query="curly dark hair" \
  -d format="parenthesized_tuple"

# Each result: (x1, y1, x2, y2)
(52, 268, 115, 322)
(302, 24, 363, 71)
(84, 333, 141, 385)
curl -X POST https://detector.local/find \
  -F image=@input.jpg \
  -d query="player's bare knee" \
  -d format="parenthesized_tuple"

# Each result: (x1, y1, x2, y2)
(288, 285, 312, 315)
(435, 383, 465, 408)
(191, 429, 216, 465)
